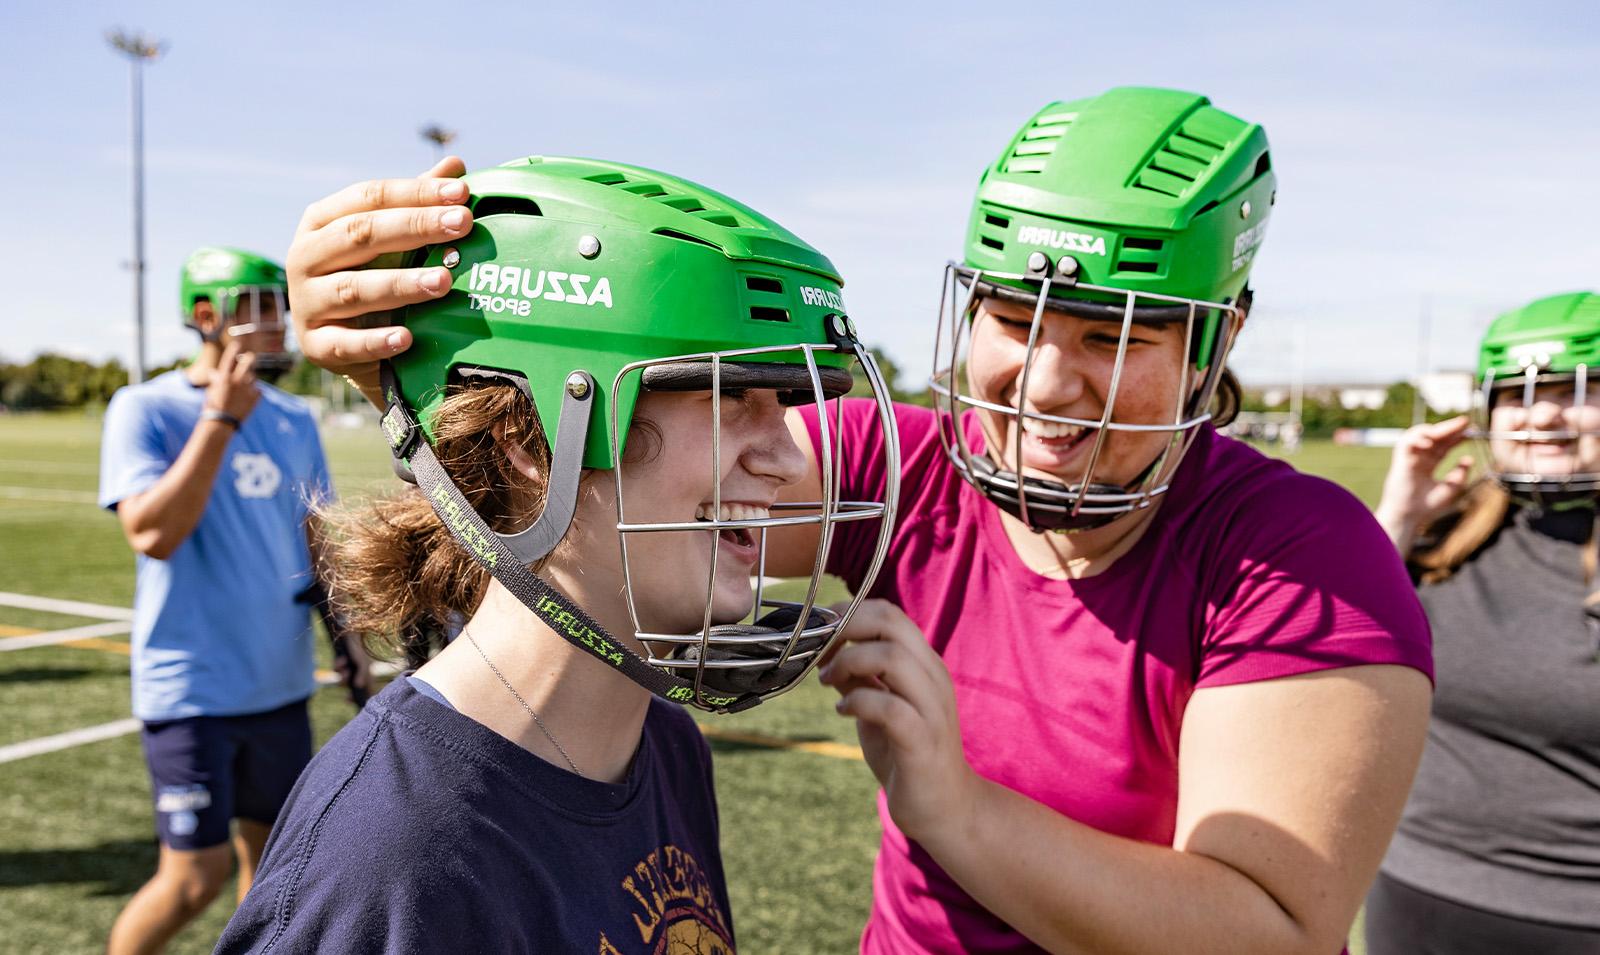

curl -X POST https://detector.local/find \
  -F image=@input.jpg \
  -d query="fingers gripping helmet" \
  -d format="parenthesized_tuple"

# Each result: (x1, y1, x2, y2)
(180, 247, 294, 379)
(931, 87, 1275, 533)
(380, 157, 900, 713)
(1472, 291, 1600, 503)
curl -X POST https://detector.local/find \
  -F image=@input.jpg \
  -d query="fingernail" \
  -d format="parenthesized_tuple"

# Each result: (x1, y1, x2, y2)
(835, 698, 847, 713)
(439, 180, 467, 201)
(385, 331, 404, 349)
(419, 269, 445, 292)
(441, 209, 467, 232)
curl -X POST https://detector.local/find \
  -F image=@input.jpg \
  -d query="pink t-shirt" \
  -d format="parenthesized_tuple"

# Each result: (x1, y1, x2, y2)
(803, 401, 1434, 954)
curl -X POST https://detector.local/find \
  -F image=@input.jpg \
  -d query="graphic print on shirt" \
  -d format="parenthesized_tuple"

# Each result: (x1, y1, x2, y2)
(231, 452, 281, 499)
(598, 844, 733, 955)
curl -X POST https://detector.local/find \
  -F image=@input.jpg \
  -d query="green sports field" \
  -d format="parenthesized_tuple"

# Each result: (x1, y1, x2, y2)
(0, 411, 1393, 953)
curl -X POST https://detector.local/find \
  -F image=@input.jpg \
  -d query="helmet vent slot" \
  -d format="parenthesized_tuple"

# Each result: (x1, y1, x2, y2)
(984, 213, 1010, 228)
(1000, 109, 1076, 174)
(1117, 261, 1159, 274)
(471, 196, 543, 218)
(1123, 236, 1164, 251)
(979, 236, 1004, 251)
(749, 306, 790, 323)
(582, 171, 628, 186)
(653, 228, 723, 252)
(746, 276, 784, 294)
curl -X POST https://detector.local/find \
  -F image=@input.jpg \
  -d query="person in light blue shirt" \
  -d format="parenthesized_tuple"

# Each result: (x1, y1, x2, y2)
(98, 247, 336, 955)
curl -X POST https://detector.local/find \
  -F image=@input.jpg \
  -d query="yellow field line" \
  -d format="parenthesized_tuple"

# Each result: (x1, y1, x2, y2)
(61, 637, 131, 655)
(696, 725, 863, 761)
(4, 623, 866, 761)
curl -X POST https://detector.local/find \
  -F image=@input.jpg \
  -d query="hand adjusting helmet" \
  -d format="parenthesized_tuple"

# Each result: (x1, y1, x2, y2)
(379, 156, 900, 713)
(1472, 292, 1600, 506)
(180, 247, 294, 380)
(931, 87, 1275, 533)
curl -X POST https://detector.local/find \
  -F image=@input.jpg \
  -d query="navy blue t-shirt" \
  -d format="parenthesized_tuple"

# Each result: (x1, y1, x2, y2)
(215, 677, 735, 954)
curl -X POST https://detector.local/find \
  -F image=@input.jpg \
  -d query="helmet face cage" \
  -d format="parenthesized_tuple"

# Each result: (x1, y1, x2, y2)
(1471, 362, 1600, 500)
(188, 285, 295, 374)
(610, 338, 899, 711)
(930, 258, 1242, 533)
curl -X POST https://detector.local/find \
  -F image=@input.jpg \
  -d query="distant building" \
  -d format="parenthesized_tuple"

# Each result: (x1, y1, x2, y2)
(1418, 370, 1474, 413)
(1336, 386, 1388, 411)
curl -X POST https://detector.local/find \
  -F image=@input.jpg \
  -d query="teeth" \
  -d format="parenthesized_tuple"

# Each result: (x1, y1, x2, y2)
(1021, 417, 1086, 440)
(693, 502, 773, 523)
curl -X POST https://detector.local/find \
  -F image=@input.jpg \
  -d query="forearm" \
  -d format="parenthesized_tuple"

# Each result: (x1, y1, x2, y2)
(1370, 503, 1414, 554)
(919, 777, 1320, 955)
(119, 419, 236, 558)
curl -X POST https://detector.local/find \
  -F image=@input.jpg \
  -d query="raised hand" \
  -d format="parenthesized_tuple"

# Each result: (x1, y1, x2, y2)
(1373, 415, 1475, 553)
(205, 339, 262, 424)
(817, 599, 979, 842)
(285, 156, 472, 407)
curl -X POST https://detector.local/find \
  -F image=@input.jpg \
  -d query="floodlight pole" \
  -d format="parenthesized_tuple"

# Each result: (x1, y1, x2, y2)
(108, 29, 165, 385)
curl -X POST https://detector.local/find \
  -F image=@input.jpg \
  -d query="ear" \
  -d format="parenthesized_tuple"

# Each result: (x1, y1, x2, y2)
(493, 420, 544, 484)
(191, 299, 217, 335)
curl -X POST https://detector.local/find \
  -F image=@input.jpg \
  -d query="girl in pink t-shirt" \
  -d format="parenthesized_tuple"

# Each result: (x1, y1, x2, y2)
(281, 88, 1434, 955)
(785, 87, 1434, 954)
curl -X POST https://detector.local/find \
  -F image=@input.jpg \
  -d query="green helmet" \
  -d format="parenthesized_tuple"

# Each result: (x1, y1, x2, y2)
(933, 87, 1275, 533)
(391, 156, 859, 471)
(380, 156, 898, 713)
(1472, 291, 1600, 498)
(179, 247, 293, 377)
(1477, 292, 1600, 382)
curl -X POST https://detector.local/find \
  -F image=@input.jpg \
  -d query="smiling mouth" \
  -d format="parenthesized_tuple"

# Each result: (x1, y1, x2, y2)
(1014, 415, 1096, 464)
(694, 502, 769, 561)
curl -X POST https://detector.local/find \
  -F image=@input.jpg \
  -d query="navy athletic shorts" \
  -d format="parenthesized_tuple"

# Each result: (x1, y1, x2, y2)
(139, 697, 313, 850)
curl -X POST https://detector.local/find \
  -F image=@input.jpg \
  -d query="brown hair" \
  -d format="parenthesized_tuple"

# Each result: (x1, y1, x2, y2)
(319, 382, 551, 667)
(1406, 480, 1512, 584)
(1409, 478, 1600, 598)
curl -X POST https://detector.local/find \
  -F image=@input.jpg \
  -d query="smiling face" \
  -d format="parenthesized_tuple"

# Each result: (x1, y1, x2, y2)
(1487, 378, 1600, 479)
(964, 294, 1196, 492)
(614, 388, 808, 636)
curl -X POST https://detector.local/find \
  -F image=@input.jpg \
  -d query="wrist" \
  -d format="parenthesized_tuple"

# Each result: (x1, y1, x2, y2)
(908, 764, 986, 854)
(200, 408, 243, 431)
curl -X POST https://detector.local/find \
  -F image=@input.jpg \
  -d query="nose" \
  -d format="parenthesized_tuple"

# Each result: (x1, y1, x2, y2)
(741, 403, 809, 489)
(1011, 325, 1089, 415)
(1529, 397, 1566, 431)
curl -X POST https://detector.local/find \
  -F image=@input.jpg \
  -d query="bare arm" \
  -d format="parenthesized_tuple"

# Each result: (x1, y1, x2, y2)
(116, 344, 260, 560)
(821, 602, 1432, 955)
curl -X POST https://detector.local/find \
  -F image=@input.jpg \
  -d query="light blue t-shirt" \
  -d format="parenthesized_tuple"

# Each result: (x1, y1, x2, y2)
(99, 371, 330, 721)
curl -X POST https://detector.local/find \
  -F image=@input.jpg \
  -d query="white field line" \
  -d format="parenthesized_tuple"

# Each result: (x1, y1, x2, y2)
(0, 719, 143, 764)
(0, 486, 98, 505)
(0, 591, 135, 621)
(0, 621, 133, 651)
(0, 671, 361, 765)
(0, 460, 100, 474)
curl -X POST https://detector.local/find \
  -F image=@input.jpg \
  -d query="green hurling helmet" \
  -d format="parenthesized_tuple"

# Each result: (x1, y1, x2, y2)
(1471, 292, 1600, 500)
(931, 87, 1274, 533)
(179, 247, 293, 378)
(379, 156, 899, 713)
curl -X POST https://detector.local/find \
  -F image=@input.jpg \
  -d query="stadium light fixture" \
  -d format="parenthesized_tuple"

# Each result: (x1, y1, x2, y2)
(107, 28, 166, 386)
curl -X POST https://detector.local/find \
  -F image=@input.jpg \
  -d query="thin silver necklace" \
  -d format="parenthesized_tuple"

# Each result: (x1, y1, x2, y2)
(463, 628, 583, 778)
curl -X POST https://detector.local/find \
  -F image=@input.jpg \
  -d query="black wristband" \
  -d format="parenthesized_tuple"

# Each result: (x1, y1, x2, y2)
(201, 408, 242, 430)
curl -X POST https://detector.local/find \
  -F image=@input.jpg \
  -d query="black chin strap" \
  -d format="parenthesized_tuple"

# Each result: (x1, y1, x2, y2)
(377, 362, 764, 713)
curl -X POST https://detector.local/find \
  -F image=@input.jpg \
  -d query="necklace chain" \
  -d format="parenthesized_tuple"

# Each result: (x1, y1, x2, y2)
(463, 628, 583, 778)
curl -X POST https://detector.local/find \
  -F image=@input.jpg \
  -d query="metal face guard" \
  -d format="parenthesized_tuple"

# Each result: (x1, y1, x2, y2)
(610, 335, 900, 711)
(1470, 364, 1600, 503)
(929, 260, 1243, 533)
(219, 286, 294, 373)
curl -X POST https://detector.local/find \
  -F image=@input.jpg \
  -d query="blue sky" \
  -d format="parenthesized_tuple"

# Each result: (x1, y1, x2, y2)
(3, 0, 1595, 386)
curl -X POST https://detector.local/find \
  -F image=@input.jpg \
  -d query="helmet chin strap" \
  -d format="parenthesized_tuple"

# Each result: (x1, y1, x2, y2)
(376, 361, 818, 713)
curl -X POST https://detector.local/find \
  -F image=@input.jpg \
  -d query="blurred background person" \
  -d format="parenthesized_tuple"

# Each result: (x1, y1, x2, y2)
(1369, 291, 1600, 954)
(98, 248, 340, 955)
